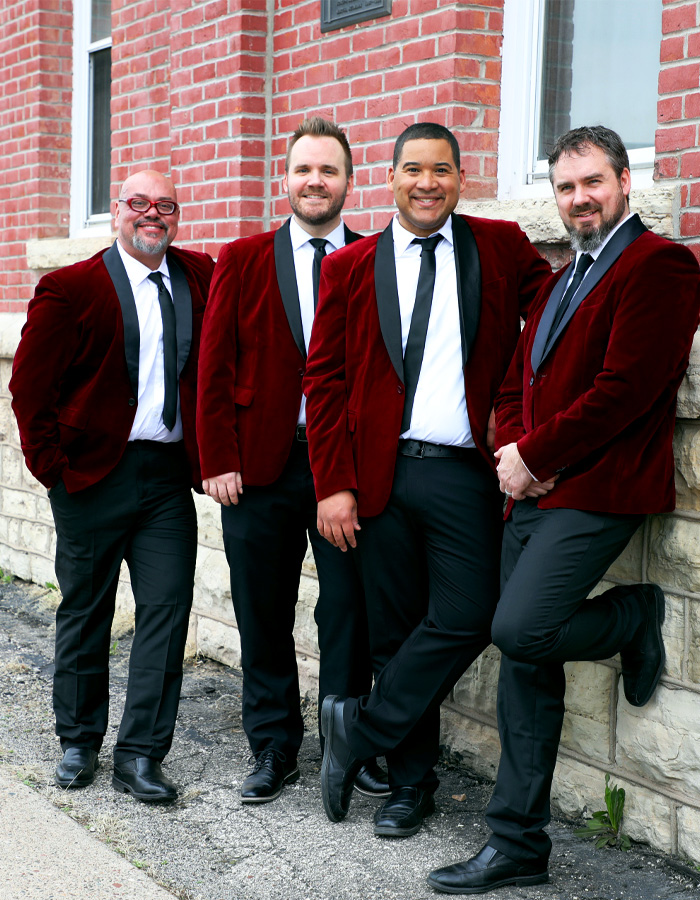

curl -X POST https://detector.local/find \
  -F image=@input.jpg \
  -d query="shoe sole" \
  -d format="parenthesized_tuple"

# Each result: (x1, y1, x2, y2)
(112, 775, 177, 803)
(629, 586, 666, 707)
(354, 784, 392, 798)
(240, 767, 300, 804)
(55, 760, 99, 789)
(426, 871, 549, 894)
(320, 697, 345, 823)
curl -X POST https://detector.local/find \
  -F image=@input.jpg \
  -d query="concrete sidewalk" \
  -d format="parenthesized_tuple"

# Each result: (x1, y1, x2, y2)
(1, 579, 699, 900)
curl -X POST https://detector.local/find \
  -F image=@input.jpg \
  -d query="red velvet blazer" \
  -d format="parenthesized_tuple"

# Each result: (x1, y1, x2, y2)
(304, 214, 551, 518)
(197, 221, 362, 485)
(495, 219, 700, 515)
(10, 244, 214, 493)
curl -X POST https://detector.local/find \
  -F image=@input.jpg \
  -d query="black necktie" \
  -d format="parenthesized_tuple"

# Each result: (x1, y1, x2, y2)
(549, 252, 594, 337)
(309, 238, 328, 310)
(147, 271, 177, 431)
(400, 234, 443, 434)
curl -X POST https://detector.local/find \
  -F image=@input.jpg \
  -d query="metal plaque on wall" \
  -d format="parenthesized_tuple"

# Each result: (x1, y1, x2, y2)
(321, 0, 392, 34)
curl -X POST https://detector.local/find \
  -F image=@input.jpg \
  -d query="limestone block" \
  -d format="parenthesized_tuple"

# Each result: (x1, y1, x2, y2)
(193, 545, 234, 623)
(295, 572, 320, 657)
(114, 572, 135, 626)
(604, 527, 644, 582)
(674, 422, 700, 511)
(29, 553, 57, 588)
(452, 646, 501, 720)
(0, 546, 31, 580)
(1, 487, 37, 520)
(661, 592, 685, 682)
(0, 399, 16, 445)
(0, 517, 7, 542)
(440, 706, 501, 779)
(0, 358, 15, 395)
(26, 237, 113, 272)
(36, 495, 55, 526)
(19, 520, 50, 555)
(297, 651, 320, 699)
(197, 615, 242, 670)
(192, 494, 224, 550)
(677, 330, 700, 419)
(560, 662, 613, 764)
(0, 312, 26, 358)
(302, 541, 317, 576)
(616, 684, 700, 799)
(184, 616, 198, 659)
(7, 517, 21, 547)
(677, 805, 700, 865)
(685, 598, 700, 685)
(647, 515, 700, 594)
(551, 757, 609, 820)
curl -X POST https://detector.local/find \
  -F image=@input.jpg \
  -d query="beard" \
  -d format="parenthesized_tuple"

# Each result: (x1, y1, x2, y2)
(566, 189, 628, 252)
(288, 188, 347, 227)
(131, 221, 170, 256)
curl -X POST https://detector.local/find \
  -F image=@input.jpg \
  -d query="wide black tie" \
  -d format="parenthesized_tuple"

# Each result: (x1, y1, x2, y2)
(147, 271, 177, 431)
(309, 238, 328, 310)
(400, 234, 443, 434)
(549, 252, 594, 338)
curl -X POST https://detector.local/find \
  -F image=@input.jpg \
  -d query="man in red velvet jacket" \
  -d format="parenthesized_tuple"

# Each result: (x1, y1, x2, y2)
(10, 170, 214, 803)
(428, 127, 700, 894)
(304, 122, 551, 838)
(197, 118, 386, 804)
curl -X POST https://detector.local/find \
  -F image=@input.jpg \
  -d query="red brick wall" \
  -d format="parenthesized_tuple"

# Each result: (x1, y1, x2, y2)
(270, 0, 505, 233)
(0, 0, 72, 311)
(656, 0, 700, 259)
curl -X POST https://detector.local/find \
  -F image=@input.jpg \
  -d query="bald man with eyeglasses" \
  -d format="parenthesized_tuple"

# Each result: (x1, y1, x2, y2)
(11, 169, 214, 803)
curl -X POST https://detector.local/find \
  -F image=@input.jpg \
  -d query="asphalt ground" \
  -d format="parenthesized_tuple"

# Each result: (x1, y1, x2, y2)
(1, 577, 699, 900)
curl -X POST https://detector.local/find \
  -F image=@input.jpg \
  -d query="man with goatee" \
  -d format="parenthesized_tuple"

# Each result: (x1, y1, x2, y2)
(197, 117, 387, 803)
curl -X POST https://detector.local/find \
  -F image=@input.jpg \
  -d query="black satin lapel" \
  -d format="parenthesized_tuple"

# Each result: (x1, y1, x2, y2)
(530, 265, 571, 374)
(344, 224, 363, 245)
(452, 214, 481, 366)
(166, 253, 193, 377)
(374, 224, 404, 382)
(538, 214, 648, 368)
(102, 242, 139, 397)
(273, 219, 306, 359)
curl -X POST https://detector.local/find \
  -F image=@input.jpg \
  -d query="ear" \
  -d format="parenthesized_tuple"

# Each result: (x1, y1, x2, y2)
(282, 172, 289, 195)
(620, 167, 631, 201)
(386, 167, 395, 190)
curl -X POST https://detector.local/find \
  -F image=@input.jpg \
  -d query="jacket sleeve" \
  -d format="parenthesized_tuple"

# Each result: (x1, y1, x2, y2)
(196, 242, 243, 479)
(10, 274, 80, 489)
(304, 252, 358, 502)
(517, 243, 700, 482)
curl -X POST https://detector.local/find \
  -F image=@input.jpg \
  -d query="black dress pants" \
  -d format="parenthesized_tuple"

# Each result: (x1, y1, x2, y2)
(220, 439, 371, 762)
(50, 441, 197, 763)
(344, 451, 503, 791)
(486, 499, 644, 862)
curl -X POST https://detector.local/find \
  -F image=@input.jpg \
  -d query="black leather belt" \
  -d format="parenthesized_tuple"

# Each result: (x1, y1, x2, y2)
(397, 439, 475, 459)
(295, 426, 308, 442)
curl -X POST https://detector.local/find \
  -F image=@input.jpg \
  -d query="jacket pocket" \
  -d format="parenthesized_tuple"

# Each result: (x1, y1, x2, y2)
(234, 385, 255, 407)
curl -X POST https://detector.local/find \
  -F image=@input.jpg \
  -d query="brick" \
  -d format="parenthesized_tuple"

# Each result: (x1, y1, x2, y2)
(658, 96, 684, 122)
(662, 3, 697, 34)
(659, 63, 700, 94)
(661, 35, 686, 63)
(656, 123, 697, 151)
(681, 211, 700, 238)
(689, 32, 700, 60)
(680, 150, 700, 177)
(656, 155, 680, 178)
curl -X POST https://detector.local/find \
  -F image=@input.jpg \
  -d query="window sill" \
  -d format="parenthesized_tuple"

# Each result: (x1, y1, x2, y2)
(26, 236, 114, 273)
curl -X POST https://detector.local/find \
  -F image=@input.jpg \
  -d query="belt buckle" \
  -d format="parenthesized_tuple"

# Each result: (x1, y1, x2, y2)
(401, 440, 425, 458)
(296, 425, 308, 442)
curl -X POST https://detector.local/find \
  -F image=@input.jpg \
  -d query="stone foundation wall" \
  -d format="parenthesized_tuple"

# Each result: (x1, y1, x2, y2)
(3, 312, 700, 863)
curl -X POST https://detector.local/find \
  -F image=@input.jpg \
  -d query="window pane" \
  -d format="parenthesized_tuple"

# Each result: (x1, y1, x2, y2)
(89, 47, 111, 216)
(538, 0, 661, 159)
(91, 0, 111, 43)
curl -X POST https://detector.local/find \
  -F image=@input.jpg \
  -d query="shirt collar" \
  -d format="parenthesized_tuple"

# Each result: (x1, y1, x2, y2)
(289, 216, 346, 253)
(577, 211, 634, 264)
(391, 213, 454, 256)
(116, 238, 170, 287)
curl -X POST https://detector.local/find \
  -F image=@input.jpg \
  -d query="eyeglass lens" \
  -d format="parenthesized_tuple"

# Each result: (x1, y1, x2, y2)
(126, 198, 177, 215)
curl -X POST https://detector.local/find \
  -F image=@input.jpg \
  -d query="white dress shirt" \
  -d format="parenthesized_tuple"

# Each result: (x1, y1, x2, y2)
(562, 212, 634, 294)
(289, 217, 347, 426)
(116, 240, 183, 442)
(393, 215, 474, 448)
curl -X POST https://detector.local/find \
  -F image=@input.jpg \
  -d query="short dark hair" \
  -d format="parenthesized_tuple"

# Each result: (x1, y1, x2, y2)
(285, 117, 353, 177)
(547, 125, 630, 181)
(392, 122, 461, 170)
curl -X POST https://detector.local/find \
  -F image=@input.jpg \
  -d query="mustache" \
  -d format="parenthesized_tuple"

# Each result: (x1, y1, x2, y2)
(571, 203, 602, 216)
(135, 218, 167, 229)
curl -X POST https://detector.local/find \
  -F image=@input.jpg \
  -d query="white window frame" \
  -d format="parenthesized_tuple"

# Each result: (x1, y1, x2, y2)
(498, 0, 656, 202)
(70, 0, 112, 237)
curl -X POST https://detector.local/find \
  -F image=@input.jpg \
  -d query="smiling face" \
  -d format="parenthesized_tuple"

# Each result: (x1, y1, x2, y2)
(551, 144, 630, 252)
(114, 170, 180, 269)
(388, 138, 466, 237)
(282, 135, 353, 236)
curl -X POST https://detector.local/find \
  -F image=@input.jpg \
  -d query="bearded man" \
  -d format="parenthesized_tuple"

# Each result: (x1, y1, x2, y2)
(11, 170, 214, 802)
(427, 126, 700, 893)
(197, 117, 387, 804)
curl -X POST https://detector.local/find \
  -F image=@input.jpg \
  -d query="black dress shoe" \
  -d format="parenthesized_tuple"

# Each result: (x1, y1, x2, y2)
(240, 749, 299, 803)
(354, 760, 390, 797)
(620, 583, 666, 707)
(427, 844, 548, 894)
(113, 757, 177, 803)
(374, 786, 435, 837)
(55, 747, 99, 789)
(320, 695, 362, 822)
